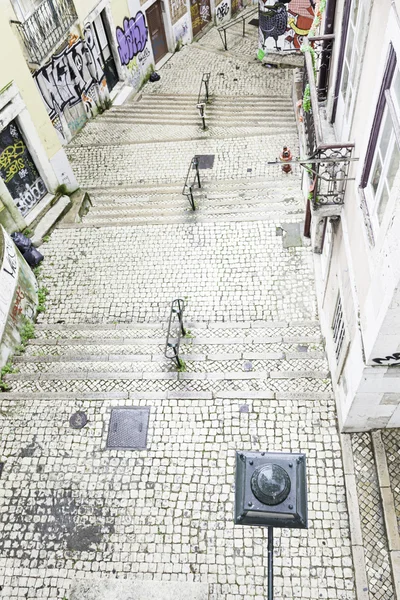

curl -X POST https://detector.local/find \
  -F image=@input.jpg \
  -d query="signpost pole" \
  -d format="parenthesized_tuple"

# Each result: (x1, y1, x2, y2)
(267, 527, 273, 600)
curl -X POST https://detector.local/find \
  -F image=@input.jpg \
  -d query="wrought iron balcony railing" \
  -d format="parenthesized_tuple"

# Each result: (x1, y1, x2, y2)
(11, 0, 78, 65)
(302, 36, 354, 210)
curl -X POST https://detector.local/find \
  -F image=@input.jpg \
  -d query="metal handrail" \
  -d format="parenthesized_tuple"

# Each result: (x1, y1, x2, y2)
(217, 6, 258, 50)
(165, 299, 186, 368)
(197, 73, 210, 130)
(182, 156, 201, 211)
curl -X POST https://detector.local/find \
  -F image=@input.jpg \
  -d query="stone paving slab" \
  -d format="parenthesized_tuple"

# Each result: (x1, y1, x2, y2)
(69, 578, 209, 600)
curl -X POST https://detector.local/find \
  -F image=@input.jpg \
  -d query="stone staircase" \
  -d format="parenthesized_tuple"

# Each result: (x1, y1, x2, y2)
(100, 94, 297, 130)
(58, 177, 303, 228)
(4, 321, 330, 395)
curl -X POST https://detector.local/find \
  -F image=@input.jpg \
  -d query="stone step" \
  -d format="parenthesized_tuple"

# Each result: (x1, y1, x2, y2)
(72, 208, 304, 228)
(29, 322, 321, 341)
(133, 93, 293, 102)
(99, 117, 296, 128)
(112, 102, 294, 113)
(4, 373, 332, 395)
(90, 190, 301, 208)
(84, 176, 301, 197)
(107, 107, 295, 119)
(83, 201, 302, 222)
(20, 341, 325, 359)
(10, 360, 329, 378)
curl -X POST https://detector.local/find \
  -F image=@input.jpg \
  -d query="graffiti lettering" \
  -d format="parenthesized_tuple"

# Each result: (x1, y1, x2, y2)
(138, 47, 151, 66)
(3, 235, 17, 279)
(33, 26, 108, 141)
(169, 0, 187, 25)
(10, 286, 25, 324)
(116, 13, 149, 66)
(174, 16, 189, 44)
(373, 353, 400, 366)
(200, 4, 211, 22)
(216, 1, 229, 21)
(15, 178, 47, 218)
(0, 141, 26, 183)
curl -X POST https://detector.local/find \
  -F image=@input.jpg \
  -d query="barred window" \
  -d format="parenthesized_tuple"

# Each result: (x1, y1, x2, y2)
(332, 295, 346, 363)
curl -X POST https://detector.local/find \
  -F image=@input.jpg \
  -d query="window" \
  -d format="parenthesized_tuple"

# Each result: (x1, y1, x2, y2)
(321, 220, 333, 281)
(334, 0, 370, 136)
(362, 47, 400, 230)
(11, 0, 42, 21)
(332, 295, 345, 364)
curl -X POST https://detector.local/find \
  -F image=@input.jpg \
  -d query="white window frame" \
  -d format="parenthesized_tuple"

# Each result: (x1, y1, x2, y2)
(366, 69, 400, 232)
(331, 292, 350, 380)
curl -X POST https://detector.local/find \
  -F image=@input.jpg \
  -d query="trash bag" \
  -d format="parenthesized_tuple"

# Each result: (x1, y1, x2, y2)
(149, 72, 161, 82)
(11, 232, 32, 254)
(23, 247, 44, 268)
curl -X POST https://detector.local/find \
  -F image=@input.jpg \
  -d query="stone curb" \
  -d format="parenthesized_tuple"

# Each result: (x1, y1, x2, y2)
(340, 433, 370, 600)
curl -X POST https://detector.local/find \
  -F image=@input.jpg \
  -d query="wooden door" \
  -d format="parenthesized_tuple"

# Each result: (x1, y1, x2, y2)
(190, 0, 211, 37)
(146, 1, 168, 64)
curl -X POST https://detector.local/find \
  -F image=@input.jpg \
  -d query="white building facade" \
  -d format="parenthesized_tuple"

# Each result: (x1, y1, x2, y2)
(301, 0, 400, 431)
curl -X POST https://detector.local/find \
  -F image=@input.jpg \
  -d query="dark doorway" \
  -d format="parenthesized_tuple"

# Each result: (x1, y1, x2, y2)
(190, 0, 211, 37)
(92, 10, 119, 91)
(0, 120, 47, 217)
(146, 1, 168, 64)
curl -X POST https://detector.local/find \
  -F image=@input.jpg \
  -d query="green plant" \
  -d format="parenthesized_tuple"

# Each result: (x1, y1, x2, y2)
(0, 361, 18, 391)
(32, 265, 42, 278)
(184, 329, 194, 339)
(37, 287, 49, 313)
(20, 317, 35, 345)
(300, 44, 317, 77)
(103, 97, 113, 110)
(23, 228, 33, 237)
(176, 359, 187, 372)
(55, 183, 68, 196)
(42, 235, 50, 243)
(302, 84, 311, 113)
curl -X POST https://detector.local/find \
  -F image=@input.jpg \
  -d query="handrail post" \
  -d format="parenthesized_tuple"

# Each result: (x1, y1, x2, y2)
(195, 158, 201, 189)
(165, 299, 186, 368)
(243, 17, 245, 37)
(224, 29, 227, 50)
(189, 186, 195, 211)
(205, 78, 209, 102)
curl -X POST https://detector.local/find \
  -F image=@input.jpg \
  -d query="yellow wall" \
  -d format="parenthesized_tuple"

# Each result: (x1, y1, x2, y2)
(0, 0, 62, 159)
(73, 0, 130, 29)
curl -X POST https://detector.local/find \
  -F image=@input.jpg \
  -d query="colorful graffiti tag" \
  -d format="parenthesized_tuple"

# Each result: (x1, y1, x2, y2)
(0, 121, 47, 217)
(33, 24, 109, 142)
(116, 13, 149, 66)
(258, 0, 314, 57)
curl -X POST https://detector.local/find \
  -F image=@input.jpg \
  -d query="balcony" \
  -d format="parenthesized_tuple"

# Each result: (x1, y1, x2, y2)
(11, 0, 78, 65)
(301, 36, 354, 218)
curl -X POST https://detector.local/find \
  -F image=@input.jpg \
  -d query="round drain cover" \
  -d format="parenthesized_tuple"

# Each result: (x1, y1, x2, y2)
(69, 411, 88, 429)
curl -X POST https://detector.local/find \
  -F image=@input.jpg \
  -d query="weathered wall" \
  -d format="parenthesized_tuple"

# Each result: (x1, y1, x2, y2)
(0, 0, 62, 161)
(0, 225, 38, 368)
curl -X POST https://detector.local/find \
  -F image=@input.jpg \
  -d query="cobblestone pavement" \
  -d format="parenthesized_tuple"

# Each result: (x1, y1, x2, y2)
(0, 24, 358, 600)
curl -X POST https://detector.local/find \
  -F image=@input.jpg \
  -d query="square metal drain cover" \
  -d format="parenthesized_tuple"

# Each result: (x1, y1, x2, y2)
(106, 408, 150, 450)
(193, 155, 215, 169)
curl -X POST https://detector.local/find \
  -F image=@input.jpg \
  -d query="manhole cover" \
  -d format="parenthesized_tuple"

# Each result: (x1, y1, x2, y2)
(297, 345, 308, 353)
(193, 155, 215, 169)
(239, 404, 249, 413)
(69, 412, 87, 429)
(106, 407, 150, 450)
(243, 361, 253, 372)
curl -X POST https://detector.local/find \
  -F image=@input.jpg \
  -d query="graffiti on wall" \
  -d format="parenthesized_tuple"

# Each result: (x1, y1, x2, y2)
(216, 0, 230, 24)
(174, 14, 190, 45)
(258, 0, 314, 57)
(0, 121, 47, 217)
(373, 353, 400, 366)
(0, 228, 19, 342)
(169, 0, 188, 25)
(116, 13, 149, 66)
(33, 25, 109, 143)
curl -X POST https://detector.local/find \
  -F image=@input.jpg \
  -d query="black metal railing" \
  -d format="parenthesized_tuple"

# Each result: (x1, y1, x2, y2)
(197, 73, 211, 130)
(301, 37, 354, 210)
(165, 299, 186, 368)
(11, 0, 78, 64)
(308, 34, 335, 102)
(217, 6, 258, 51)
(182, 156, 201, 211)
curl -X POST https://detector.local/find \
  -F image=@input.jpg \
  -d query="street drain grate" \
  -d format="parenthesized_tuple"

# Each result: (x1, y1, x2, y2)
(193, 155, 215, 169)
(106, 407, 150, 450)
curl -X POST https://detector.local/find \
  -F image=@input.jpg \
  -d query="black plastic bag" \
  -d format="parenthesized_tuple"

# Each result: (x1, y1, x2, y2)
(23, 247, 44, 268)
(11, 232, 32, 254)
(149, 72, 161, 82)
